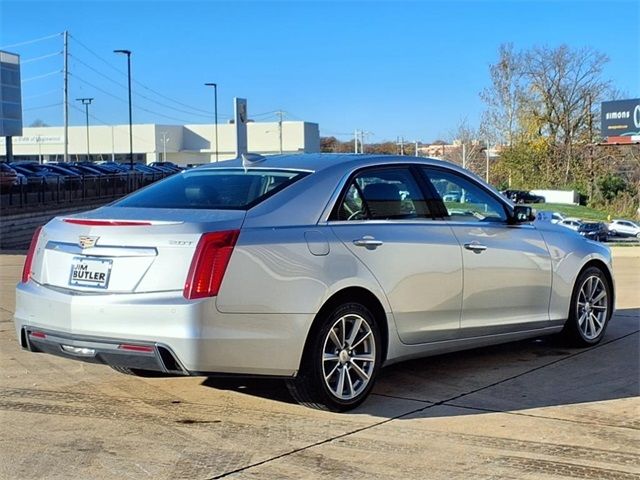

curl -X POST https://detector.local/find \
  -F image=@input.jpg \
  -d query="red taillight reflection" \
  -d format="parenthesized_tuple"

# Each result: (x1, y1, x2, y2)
(62, 219, 152, 226)
(21, 226, 43, 283)
(29, 331, 46, 339)
(183, 230, 240, 300)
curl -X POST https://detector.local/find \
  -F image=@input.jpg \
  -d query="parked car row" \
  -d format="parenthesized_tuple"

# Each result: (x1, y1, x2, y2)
(536, 210, 640, 241)
(0, 161, 183, 190)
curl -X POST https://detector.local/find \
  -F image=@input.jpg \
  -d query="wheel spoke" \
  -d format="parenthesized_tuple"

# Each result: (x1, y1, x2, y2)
(351, 330, 372, 350)
(578, 310, 588, 326)
(325, 362, 340, 381)
(345, 367, 355, 397)
(328, 329, 342, 349)
(591, 312, 603, 328)
(336, 366, 346, 397)
(351, 353, 375, 363)
(323, 353, 339, 362)
(588, 315, 596, 338)
(346, 317, 363, 348)
(340, 317, 346, 347)
(349, 359, 370, 381)
(591, 289, 606, 304)
(592, 304, 607, 310)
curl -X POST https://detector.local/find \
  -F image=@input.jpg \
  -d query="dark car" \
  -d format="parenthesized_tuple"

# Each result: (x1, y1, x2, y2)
(9, 163, 65, 188)
(0, 162, 18, 188)
(149, 161, 182, 172)
(502, 189, 546, 204)
(578, 222, 608, 242)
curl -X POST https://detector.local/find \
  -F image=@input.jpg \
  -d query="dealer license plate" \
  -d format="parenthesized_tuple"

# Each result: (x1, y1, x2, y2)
(69, 257, 113, 289)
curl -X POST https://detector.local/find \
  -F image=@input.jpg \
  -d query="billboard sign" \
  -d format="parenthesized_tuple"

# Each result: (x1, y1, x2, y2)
(601, 98, 640, 138)
(0, 51, 23, 137)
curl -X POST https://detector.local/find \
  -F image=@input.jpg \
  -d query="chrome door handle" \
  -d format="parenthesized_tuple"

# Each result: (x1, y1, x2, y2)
(463, 242, 487, 253)
(353, 236, 383, 249)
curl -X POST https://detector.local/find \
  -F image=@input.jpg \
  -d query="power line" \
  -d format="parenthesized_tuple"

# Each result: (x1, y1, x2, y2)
(23, 89, 59, 100)
(0, 32, 62, 50)
(68, 34, 216, 117)
(69, 103, 156, 148)
(22, 51, 63, 64)
(22, 70, 61, 83)
(70, 53, 216, 119)
(24, 102, 62, 112)
(70, 72, 212, 124)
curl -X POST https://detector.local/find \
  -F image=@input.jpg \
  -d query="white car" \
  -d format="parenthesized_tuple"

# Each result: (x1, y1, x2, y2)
(536, 211, 565, 224)
(558, 218, 583, 231)
(608, 219, 640, 238)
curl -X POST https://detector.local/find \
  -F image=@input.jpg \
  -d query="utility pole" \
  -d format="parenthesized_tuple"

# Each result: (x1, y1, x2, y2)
(587, 94, 594, 201)
(76, 97, 93, 161)
(160, 132, 169, 162)
(462, 143, 466, 169)
(114, 49, 133, 168)
(63, 30, 69, 163)
(397, 136, 405, 155)
(276, 110, 284, 154)
(415, 140, 419, 157)
(354, 129, 359, 153)
(485, 140, 490, 182)
(204, 83, 218, 161)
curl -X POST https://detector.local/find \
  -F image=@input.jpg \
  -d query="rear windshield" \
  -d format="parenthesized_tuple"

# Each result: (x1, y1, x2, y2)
(113, 168, 307, 210)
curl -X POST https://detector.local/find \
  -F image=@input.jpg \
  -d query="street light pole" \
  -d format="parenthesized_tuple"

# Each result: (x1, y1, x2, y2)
(76, 97, 94, 161)
(114, 49, 133, 168)
(204, 83, 218, 162)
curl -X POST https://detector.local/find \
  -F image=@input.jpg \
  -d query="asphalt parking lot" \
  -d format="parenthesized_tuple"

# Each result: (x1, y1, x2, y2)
(0, 249, 638, 480)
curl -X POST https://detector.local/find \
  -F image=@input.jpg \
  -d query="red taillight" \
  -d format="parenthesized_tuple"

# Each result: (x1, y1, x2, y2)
(62, 219, 152, 226)
(21, 226, 42, 283)
(183, 230, 240, 300)
(118, 344, 154, 353)
(29, 331, 46, 339)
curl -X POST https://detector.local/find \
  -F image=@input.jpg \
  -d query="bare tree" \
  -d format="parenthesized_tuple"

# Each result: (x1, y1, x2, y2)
(523, 45, 610, 181)
(480, 44, 525, 146)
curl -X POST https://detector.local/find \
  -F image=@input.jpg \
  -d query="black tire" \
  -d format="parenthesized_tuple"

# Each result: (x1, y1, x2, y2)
(609, 230, 617, 237)
(287, 302, 382, 412)
(563, 266, 612, 347)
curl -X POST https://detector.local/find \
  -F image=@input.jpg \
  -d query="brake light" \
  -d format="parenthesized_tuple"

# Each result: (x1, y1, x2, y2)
(63, 219, 152, 226)
(21, 226, 42, 283)
(183, 230, 240, 300)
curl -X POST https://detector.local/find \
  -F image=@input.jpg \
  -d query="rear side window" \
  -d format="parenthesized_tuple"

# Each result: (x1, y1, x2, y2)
(114, 169, 307, 210)
(335, 167, 432, 220)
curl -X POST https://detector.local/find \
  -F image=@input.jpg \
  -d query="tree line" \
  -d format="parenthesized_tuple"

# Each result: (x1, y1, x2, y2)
(321, 43, 639, 217)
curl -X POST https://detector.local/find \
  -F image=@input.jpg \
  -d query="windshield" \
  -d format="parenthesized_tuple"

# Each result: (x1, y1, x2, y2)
(114, 168, 308, 210)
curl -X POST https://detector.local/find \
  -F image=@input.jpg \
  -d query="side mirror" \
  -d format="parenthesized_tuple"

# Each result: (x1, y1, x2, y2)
(511, 205, 535, 223)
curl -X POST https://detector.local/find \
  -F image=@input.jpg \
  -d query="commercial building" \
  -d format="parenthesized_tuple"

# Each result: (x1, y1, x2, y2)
(0, 120, 320, 165)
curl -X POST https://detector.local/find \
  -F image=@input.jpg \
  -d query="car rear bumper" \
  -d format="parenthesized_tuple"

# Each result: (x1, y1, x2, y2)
(14, 281, 313, 377)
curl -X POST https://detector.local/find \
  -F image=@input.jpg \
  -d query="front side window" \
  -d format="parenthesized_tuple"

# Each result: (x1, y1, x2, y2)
(114, 168, 306, 210)
(422, 167, 507, 223)
(335, 167, 431, 220)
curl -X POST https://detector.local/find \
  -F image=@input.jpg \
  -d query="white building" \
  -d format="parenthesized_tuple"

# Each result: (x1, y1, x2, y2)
(0, 121, 320, 166)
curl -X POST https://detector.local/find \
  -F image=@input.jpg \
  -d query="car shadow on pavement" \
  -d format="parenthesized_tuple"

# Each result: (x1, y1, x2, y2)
(200, 308, 639, 415)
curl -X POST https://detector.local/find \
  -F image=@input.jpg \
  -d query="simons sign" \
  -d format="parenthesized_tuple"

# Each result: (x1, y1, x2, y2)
(601, 98, 640, 139)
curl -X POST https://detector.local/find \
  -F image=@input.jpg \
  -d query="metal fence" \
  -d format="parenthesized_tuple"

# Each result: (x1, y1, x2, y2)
(0, 172, 170, 213)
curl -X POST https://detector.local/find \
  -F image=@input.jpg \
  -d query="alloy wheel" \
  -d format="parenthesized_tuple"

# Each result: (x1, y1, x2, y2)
(322, 313, 376, 400)
(576, 275, 608, 340)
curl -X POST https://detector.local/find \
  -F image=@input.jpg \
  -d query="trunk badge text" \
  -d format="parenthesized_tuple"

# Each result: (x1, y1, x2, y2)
(78, 236, 99, 249)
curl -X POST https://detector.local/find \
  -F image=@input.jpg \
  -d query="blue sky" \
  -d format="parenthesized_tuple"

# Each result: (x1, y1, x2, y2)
(2, 0, 639, 142)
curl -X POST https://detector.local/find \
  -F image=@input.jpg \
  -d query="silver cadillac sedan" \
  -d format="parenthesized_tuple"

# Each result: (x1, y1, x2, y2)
(15, 154, 614, 411)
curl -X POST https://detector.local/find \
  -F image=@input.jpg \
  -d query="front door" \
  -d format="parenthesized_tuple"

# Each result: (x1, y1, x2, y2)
(421, 166, 553, 336)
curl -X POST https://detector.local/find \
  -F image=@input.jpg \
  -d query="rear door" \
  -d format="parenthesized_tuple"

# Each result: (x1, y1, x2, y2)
(329, 165, 463, 344)
(421, 166, 553, 335)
